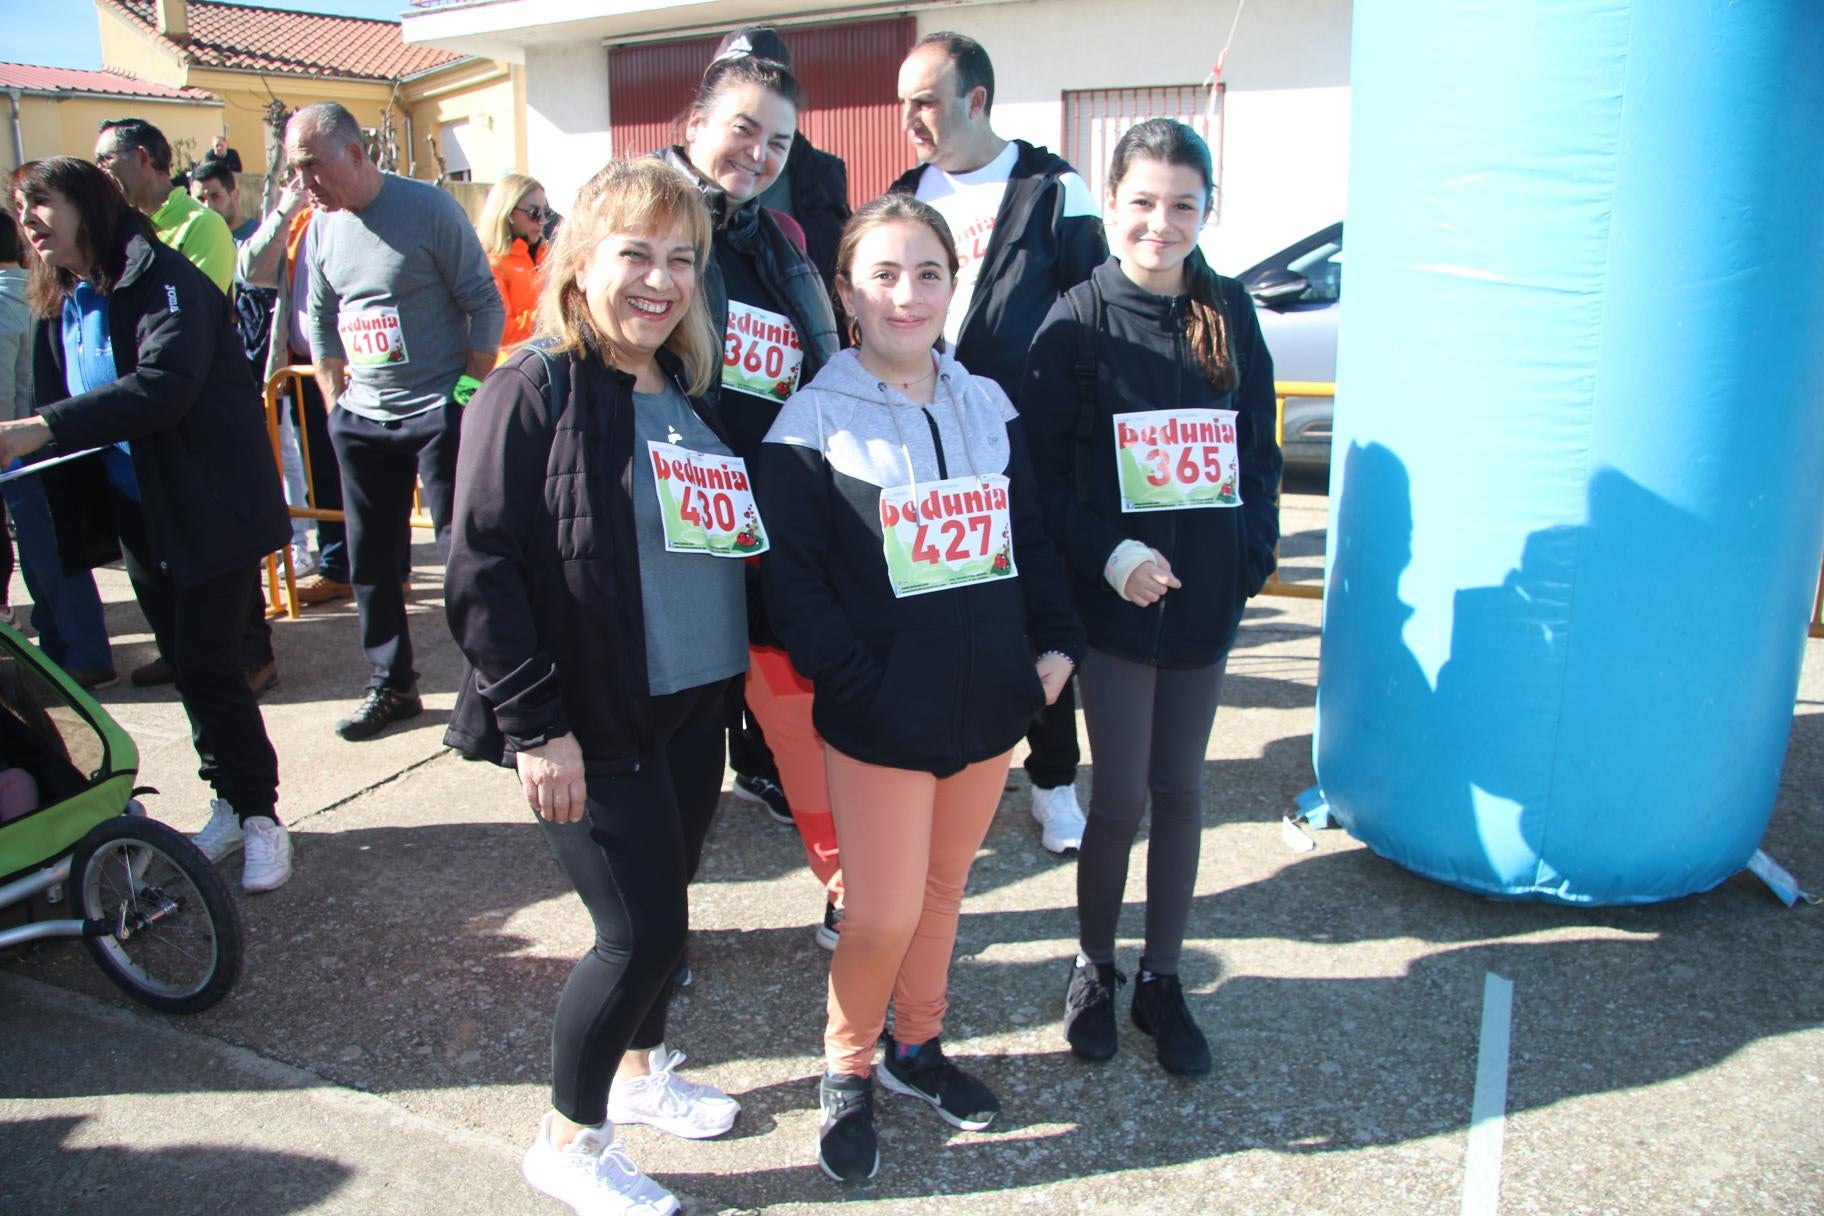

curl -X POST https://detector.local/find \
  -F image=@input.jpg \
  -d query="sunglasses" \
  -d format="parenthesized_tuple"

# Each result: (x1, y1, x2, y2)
(515, 203, 549, 223)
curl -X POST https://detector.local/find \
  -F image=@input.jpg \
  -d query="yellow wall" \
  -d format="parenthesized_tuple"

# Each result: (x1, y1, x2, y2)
(95, 3, 186, 86)
(84, 2, 524, 184)
(185, 69, 395, 176)
(3, 92, 225, 176)
(403, 62, 520, 184)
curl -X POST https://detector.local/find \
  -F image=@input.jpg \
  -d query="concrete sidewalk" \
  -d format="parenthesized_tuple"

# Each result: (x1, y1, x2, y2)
(3, 494, 1821, 1215)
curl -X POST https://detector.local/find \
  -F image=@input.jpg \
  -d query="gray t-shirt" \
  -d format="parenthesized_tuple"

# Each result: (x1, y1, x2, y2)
(631, 382, 748, 696)
(306, 174, 504, 421)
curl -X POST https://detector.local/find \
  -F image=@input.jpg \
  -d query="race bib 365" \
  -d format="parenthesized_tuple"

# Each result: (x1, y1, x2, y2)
(1113, 408, 1242, 512)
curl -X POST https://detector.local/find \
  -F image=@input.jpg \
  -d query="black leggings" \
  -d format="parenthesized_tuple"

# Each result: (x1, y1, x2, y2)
(539, 677, 730, 1126)
(1075, 647, 1227, 976)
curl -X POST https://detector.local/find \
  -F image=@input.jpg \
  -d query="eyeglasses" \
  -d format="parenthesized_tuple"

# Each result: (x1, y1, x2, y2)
(515, 203, 549, 223)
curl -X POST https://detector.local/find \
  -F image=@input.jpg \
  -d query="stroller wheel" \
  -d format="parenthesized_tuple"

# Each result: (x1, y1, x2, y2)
(71, 817, 244, 1014)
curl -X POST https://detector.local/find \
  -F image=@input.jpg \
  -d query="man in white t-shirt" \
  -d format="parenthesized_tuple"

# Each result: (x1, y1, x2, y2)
(890, 31, 1108, 854)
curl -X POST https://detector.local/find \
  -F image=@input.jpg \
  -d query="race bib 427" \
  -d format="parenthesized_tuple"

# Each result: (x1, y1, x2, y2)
(878, 473, 1017, 598)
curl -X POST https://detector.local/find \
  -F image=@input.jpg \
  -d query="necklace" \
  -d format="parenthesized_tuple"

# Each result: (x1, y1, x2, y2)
(885, 367, 936, 391)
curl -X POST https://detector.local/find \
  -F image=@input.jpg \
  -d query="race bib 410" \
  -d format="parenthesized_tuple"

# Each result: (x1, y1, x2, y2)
(337, 305, 410, 368)
(1113, 408, 1242, 512)
(878, 474, 1017, 599)
(647, 442, 769, 558)
(722, 300, 803, 403)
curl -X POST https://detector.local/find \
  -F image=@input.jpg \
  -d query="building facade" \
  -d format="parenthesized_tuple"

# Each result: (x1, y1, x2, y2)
(403, 0, 1351, 272)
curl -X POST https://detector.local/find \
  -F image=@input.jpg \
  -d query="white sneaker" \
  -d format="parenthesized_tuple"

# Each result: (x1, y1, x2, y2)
(288, 542, 319, 580)
(191, 799, 244, 862)
(522, 1113, 677, 1216)
(607, 1044, 740, 1139)
(241, 817, 293, 892)
(1031, 783, 1086, 854)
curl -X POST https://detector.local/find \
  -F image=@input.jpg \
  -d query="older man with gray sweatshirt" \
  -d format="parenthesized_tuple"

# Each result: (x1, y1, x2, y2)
(286, 102, 504, 741)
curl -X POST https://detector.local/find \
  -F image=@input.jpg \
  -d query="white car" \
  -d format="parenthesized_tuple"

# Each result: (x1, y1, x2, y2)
(1241, 222, 1343, 469)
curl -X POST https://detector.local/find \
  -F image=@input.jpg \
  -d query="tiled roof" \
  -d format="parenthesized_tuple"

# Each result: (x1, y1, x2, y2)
(0, 62, 219, 102)
(103, 0, 466, 82)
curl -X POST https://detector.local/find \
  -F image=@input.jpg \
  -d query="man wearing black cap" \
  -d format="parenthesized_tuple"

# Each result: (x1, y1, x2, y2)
(711, 25, 851, 291)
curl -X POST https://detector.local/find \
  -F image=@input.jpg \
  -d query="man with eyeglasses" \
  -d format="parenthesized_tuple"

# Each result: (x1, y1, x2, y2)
(94, 118, 235, 294)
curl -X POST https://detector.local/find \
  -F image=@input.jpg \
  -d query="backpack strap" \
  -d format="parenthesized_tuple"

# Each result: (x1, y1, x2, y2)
(525, 337, 572, 425)
(1066, 278, 1103, 504)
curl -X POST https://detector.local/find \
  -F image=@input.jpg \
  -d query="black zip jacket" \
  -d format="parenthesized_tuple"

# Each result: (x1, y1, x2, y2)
(890, 141, 1107, 401)
(443, 344, 734, 771)
(755, 348, 1085, 777)
(1024, 256, 1282, 668)
(658, 147, 839, 457)
(32, 212, 289, 588)
(783, 134, 851, 293)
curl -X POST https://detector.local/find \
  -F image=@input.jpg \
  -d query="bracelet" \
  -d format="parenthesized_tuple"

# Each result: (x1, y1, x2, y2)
(1037, 650, 1076, 670)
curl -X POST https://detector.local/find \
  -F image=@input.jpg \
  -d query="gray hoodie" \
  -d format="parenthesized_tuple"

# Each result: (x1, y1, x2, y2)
(763, 346, 1013, 490)
(0, 267, 32, 423)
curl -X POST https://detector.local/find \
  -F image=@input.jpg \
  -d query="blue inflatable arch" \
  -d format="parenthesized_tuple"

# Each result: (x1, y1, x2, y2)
(1312, 1, 1824, 903)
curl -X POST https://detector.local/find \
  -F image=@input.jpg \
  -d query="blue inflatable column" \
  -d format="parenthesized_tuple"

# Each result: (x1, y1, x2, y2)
(1313, 2, 1824, 903)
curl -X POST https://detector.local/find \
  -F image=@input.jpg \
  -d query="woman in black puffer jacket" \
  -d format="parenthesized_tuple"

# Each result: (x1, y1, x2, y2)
(659, 50, 847, 941)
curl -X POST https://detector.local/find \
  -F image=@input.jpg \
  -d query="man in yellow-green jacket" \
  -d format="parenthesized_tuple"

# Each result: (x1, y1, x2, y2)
(94, 117, 235, 295)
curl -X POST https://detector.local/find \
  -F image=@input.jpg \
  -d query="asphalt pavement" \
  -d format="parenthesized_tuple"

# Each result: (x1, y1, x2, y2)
(3, 483, 1820, 1215)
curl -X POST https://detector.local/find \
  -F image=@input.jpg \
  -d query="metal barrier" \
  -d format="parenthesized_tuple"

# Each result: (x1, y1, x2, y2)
(261, 365, 434, 617)
(1259, 381, 1335, 601)
(1813, 558, 1823, 639)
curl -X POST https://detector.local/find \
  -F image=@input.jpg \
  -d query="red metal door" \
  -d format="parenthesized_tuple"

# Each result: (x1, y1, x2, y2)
(609, 16, 915, 208)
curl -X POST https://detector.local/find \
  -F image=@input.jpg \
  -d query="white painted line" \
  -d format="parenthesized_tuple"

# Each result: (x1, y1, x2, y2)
(1461, 971, 1515, 1216)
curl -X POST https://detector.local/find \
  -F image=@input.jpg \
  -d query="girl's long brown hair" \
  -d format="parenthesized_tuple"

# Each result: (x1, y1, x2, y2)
(1107, 120, 1236, 390)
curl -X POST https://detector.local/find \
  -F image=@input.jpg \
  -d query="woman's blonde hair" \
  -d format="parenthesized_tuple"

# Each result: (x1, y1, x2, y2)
(476, 173, 542, 259)
(535, 159, 717, 395)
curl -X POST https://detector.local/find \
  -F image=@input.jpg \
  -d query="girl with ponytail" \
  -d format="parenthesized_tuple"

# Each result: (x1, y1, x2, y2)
(1021, 118, 1282, 1076)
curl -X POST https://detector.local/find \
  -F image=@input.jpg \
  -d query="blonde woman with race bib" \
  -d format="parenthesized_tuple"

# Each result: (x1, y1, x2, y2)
(445, 160, 752, 1216)
(1024, 119, 1282, 1077)
(755, 195, 1082, 1182)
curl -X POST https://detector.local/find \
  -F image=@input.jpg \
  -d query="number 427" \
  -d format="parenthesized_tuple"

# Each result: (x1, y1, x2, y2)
(911, 514, 992, 564)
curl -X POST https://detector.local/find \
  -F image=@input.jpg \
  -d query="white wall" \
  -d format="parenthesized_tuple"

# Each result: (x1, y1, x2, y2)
(513, 0, 1353, 269)
(524, 40, 615, 214)
(917, 0, 1352, 273)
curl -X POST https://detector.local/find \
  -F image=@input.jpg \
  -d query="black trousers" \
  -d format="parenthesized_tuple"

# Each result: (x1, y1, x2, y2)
(286, 358, 348, 582)
(1023, 672, 1081, 789)
(326, 403, 459, 691)
(114, 494, 280, 821)
(538, 678, 729, 1125)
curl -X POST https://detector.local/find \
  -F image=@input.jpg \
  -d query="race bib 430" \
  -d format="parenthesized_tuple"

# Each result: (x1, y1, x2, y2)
(722, 300, 803, 403)
(1113, 408, 1242, 512)
(878, 474, 1017, 599)
(337, 306, 409, 368)
(647, 442, 768, 557)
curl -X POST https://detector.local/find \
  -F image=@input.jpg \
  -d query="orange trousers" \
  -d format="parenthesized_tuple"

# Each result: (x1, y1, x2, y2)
(743, 645, 840, 899)
(822, 746, 1012, 1076)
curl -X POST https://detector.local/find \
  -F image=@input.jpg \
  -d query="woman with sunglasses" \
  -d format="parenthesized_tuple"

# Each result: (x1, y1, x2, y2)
(478, 173, 552, 363)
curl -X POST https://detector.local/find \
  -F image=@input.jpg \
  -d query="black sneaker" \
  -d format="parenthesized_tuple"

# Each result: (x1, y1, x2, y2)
(817, 1072, 879, 1183)
(1130, 972, 1212, 1076)
(815, 900, 843, 951)
(878, 1037, 1000, 1131)
(732, 773, 794, 825)
(334, 685, 423, 741)
(1064, 955, 1126, 1062)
